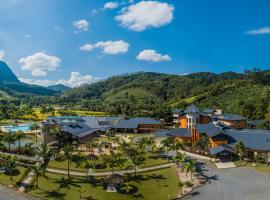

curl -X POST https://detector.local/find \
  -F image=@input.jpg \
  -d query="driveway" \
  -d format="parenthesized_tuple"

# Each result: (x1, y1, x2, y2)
(0, 185, 39, 200)
(183, 162, 270, 200)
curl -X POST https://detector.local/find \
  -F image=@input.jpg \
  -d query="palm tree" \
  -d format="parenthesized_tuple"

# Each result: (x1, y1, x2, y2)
(4, 156, 17, 181)
(138, 137, 147, 152)
(118, 139, 130, 156)
(2, 132, 16, 152)
(179, 181, 184, 195)
(235, 141, 246, 161)
(195, 135, 209, 151)
(145, 137, 155, 152)
(161, 137, 174, 162)
(31, 165, 42, 188)
(174, 152, 185, 169)
(48, 126, 65, 149)
(15, 131, 26, 152)
(183, 159, 196, 180)
(30, 123, 39, 142)
(36, 144, 51, 176)
(126, 148, 144, 177)
(86, 138, 98, 155)
(172, 141, 184, 155)
(101, 150, 125, 174)
(105, 129, 115, 140)
(63, 144, 74, 178)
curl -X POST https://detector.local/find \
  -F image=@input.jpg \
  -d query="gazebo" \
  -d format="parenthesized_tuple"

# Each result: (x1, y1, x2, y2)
(104, 173, 125, 192)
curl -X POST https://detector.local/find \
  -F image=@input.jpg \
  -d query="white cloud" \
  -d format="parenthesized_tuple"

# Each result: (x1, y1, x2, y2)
(19, 52, 61, 77)
(104, 2, 119, 9)
(19, 72, 100, 88)
(245, 27, 270, 35)
(0, 50, 5, 60)
(73, 19, 89, 32)
(24, 34, 30, 39)
(95, 40, 129, 54)
(79, 44, 94, 51)
(115, 1, 174, 31)
(137, 49, 171, 62)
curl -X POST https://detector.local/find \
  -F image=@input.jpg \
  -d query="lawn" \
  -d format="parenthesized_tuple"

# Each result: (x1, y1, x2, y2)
(0, 166, 29, 187)
(48, 152, 168, 173)
(234, 160, 270, 173)
(28, 167, 179, 200)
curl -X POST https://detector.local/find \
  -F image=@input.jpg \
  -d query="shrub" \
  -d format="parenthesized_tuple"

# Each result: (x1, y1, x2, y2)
(184, 181, 193, 187)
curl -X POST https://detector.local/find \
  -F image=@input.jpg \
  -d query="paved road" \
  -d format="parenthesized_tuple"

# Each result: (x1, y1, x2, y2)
(183, 163, 270, 200)
(0, 185, 39, 200)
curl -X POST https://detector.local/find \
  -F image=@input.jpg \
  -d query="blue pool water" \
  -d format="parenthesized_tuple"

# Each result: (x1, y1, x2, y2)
(3, 124, 34, 132)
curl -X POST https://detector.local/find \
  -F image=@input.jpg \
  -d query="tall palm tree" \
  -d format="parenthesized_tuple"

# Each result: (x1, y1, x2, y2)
(161, 137, 174, 162)
(48, 126, 65, 149)
(145, 137, 155, 152)
(118, 139, 130, 156)
(174, 152, 185, 169)
(172, 141, 184, 155)
(4, 156, 17, 181)
(235, 141, 246, 161)
(30, 123, 39, 142)
(101, 150, 125, 174)
(126, 147, 144, 177)
(63, 144, 74, 178)
(36, 144, 51, 176)
(183, 159, 196, 180)
(15, 131, 26, 152)
(138, 137, 147, 152)
(3, 132, 16, 152)
(86, 138, 98, 155)
(31, 165, 42, 188)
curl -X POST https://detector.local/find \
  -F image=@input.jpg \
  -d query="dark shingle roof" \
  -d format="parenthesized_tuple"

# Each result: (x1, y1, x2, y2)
(184, 105, 200, 114)
(209, 145, 235, 155)
(115, 117, 160, 129)
(216, 114, 247, 121)
(225, 129, 270, 151)
(155, 128, 191, 138)
(172, 109, 184, 114)
(196, 123, 224, 138)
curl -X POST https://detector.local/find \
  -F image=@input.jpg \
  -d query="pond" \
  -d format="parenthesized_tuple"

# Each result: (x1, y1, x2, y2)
(1, 135, 35, 149)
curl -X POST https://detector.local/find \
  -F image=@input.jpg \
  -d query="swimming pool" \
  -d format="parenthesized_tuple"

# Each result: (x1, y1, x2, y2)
(2, 124, 34, 132)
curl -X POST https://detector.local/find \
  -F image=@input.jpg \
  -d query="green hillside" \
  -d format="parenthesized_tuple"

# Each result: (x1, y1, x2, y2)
(60, 70, 270, 120)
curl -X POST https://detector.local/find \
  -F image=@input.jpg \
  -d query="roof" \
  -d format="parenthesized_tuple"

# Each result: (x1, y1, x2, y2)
(172, 109, 184, 115)
(225, 129, 270, 151)
(209, 145, 235, 155)
(203, 109, 215, 113)
(184, 105, 200, 114)
(45, 116, 160, 138)
(155, 128, 191, 138)
(115, 117, 160, 129)
(196, 123, 224, 138)
(248, 119, 266, 126)
(215, 114, 247, 121)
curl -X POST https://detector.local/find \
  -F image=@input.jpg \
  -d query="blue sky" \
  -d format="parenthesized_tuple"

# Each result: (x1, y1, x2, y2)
(0, 0, 269, 87)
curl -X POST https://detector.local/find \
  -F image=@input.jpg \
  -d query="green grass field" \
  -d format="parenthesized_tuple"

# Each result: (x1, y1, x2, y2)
(28, 167, 179, 200)
(234, 160, 270, 173)
(0, 166, 28, 187)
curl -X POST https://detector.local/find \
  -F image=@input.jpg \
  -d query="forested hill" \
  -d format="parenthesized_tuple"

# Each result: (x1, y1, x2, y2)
(61, 70, 270, 121)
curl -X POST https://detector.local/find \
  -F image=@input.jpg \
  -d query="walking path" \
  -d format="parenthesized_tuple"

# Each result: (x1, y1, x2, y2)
(47, 163, 175, 177)
(178, 150, 213, 161)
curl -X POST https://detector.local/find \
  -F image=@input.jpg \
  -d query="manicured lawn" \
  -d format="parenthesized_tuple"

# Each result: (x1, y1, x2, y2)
(0, 166, 29, 187)
(28, 167, 179, 200)
(48, 152, 168, 173)
(234, 160, 270, 173)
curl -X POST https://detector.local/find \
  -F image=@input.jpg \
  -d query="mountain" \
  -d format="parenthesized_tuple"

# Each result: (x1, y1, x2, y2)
(47, 84, 70, 92)
(0, 61, 20, 84)
(61, 70, 270, 120)
(0, 61, 58, 96)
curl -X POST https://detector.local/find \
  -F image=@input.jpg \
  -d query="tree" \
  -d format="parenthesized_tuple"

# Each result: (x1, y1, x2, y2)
(118, 139, 131, 156)
(174, 152, 185, 169)
(2, 132, 16, 152)
(161, 137, 174, 162)
(171, 141, 184, 155)
(30, 123, 39, 142)
(63, 144, 74, 178)
(195, 135, 209, 151)
(235, 141, 246, 161)
(126, 148, 144, 177)
(86, 138, 98, 155)
(31, 165, 42, 188)
(145, 137, 155, 152)
(15, 131, 26, 152)
(48, 126, 65, 149)
(4, 156, 17, 181)
(36, 144, 51, 176)
(105, 129, 115, 140)
(179, 181, 184, 195)
(101, 150, 125, 174)
(183, 159, 196, 180)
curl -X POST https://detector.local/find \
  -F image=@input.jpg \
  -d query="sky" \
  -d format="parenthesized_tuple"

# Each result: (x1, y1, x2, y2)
(0, 0, 269, 87)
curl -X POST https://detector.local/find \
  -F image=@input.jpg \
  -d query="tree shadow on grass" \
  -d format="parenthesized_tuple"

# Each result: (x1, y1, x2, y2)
(146, 174, 166, 181)
(54, 177, 81, 189)
(131, 193, 144, 199)
(35, 189, 66, 200)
